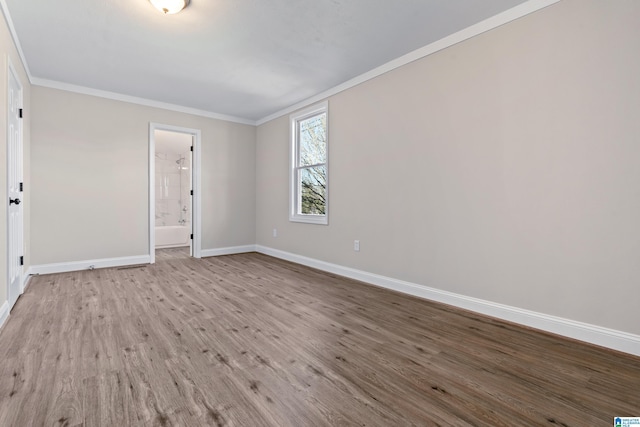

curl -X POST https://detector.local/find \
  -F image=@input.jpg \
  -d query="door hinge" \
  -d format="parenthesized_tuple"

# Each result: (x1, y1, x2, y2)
(190, 190, 193, 196)
(190, 234, 193, 240)
(19, 256, 23, 266)
(190, 146, 193, 152)
(19, 182, 23, 192)
(18, 108, 23, 119)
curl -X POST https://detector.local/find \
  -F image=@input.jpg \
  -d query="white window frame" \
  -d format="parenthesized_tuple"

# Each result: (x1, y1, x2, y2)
(290, 101, 329, 225)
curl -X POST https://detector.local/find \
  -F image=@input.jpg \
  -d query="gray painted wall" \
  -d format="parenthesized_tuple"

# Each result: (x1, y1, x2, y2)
(256, 0, 640, 335)
(31, 87, 256, 264)
(3, 0, 638, 344)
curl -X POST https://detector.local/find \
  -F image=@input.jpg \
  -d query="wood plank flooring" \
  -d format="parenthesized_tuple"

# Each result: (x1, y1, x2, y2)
(0, 249, 638, 426)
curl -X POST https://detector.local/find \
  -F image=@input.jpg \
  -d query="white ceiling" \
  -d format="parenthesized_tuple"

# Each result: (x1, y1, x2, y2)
(5, 0, 530, 122)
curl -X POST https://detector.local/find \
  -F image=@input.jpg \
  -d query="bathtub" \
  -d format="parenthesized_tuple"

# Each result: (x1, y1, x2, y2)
(155, 225, 190, 248)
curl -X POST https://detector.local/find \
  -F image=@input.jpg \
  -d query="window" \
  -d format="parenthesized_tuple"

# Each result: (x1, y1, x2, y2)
(290, 102, 328, 224)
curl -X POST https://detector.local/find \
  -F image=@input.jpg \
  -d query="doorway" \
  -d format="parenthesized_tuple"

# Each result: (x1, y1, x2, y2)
(149, 123, 201, 263)
(7, 61, 24, 310)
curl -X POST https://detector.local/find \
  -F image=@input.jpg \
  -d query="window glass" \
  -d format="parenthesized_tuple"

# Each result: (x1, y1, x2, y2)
(290, 102, 328, 224)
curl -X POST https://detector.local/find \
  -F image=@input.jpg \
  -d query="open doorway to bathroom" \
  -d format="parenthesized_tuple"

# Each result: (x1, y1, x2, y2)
(149, 123, 202, 263)
(155, 130, 192, 255)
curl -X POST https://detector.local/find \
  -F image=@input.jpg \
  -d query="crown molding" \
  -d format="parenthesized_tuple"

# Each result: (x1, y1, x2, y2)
(31, 77, 256, 125)
(2, 0, 256, 124)
(255, 0, 561, 126)
(0, 0, 33, 82)
(3, 0, 561, 127)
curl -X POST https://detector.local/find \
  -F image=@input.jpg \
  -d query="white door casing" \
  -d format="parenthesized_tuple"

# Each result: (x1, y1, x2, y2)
(7, 61, 24, 310)
(149, 123, 202, 264)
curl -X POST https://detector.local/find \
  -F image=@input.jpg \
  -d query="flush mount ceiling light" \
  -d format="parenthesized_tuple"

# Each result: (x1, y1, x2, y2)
(149, 0, 190, 14)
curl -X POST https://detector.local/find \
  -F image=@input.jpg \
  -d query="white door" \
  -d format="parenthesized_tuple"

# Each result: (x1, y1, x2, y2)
(7, 64, 23, 310)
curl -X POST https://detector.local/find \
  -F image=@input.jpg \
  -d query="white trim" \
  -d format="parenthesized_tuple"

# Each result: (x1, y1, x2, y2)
(149, 123, 202, 263)
(32, 78, 255, 126)
(193, 130, 202, 259)
(30, 255, 151, 275)
(255, 245, 640, 357)
(6, 57, 24, 312)
(289, 101, 329, 225)
(0, 0, 33, 83)
(0, 301, 9, 331)
(22, 267, 32, 292)
(200, 245, 257, 258)
(255, 0, 561, 125)
(2, 0, 558, 127)
(149, 123, 155, 262)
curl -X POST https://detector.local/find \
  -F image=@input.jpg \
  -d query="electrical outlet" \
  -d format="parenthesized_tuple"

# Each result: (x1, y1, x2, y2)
(273, 228, 278, 238)
(354, 240, 360, 252)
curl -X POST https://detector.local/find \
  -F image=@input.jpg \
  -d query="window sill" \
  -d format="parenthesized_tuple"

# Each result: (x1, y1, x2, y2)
(289, 214, 328, 225)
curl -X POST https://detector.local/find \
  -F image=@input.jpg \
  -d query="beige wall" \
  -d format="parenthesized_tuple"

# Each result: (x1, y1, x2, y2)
(256, 0, 640, 335)
(0, 13, 31, 304)
(31, 86, 255, 265)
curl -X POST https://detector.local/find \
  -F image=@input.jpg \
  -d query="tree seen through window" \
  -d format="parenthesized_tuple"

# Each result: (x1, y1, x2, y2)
(298, 112, 326, 215)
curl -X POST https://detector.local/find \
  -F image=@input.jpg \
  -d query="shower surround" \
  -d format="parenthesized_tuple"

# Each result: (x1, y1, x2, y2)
(155, 150, 191, 248)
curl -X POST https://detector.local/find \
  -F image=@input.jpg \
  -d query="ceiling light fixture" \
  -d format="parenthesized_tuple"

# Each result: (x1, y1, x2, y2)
(149, 0, 190, 15)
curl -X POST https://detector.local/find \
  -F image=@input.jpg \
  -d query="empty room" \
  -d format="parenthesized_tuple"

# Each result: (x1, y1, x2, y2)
(0, 0, 638, 425)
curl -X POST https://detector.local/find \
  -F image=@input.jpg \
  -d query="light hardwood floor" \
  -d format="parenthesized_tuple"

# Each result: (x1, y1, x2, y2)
(0, 249, 638, 426)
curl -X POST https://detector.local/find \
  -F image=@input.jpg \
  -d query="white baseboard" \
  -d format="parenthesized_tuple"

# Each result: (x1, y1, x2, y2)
(30, 255, 151, 275)
(0, 274, 34, 333)
(0, 301, 9, 332)
(256, 245, 640, 357)
(200, 245, 257, 258)
(22, 269, 32, 292)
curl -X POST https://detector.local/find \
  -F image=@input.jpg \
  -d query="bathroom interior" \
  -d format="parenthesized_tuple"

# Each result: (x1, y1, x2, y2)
(154, 129, 193, 253)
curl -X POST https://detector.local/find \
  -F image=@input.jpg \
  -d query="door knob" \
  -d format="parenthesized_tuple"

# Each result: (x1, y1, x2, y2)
(9, 198, 20, 205)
